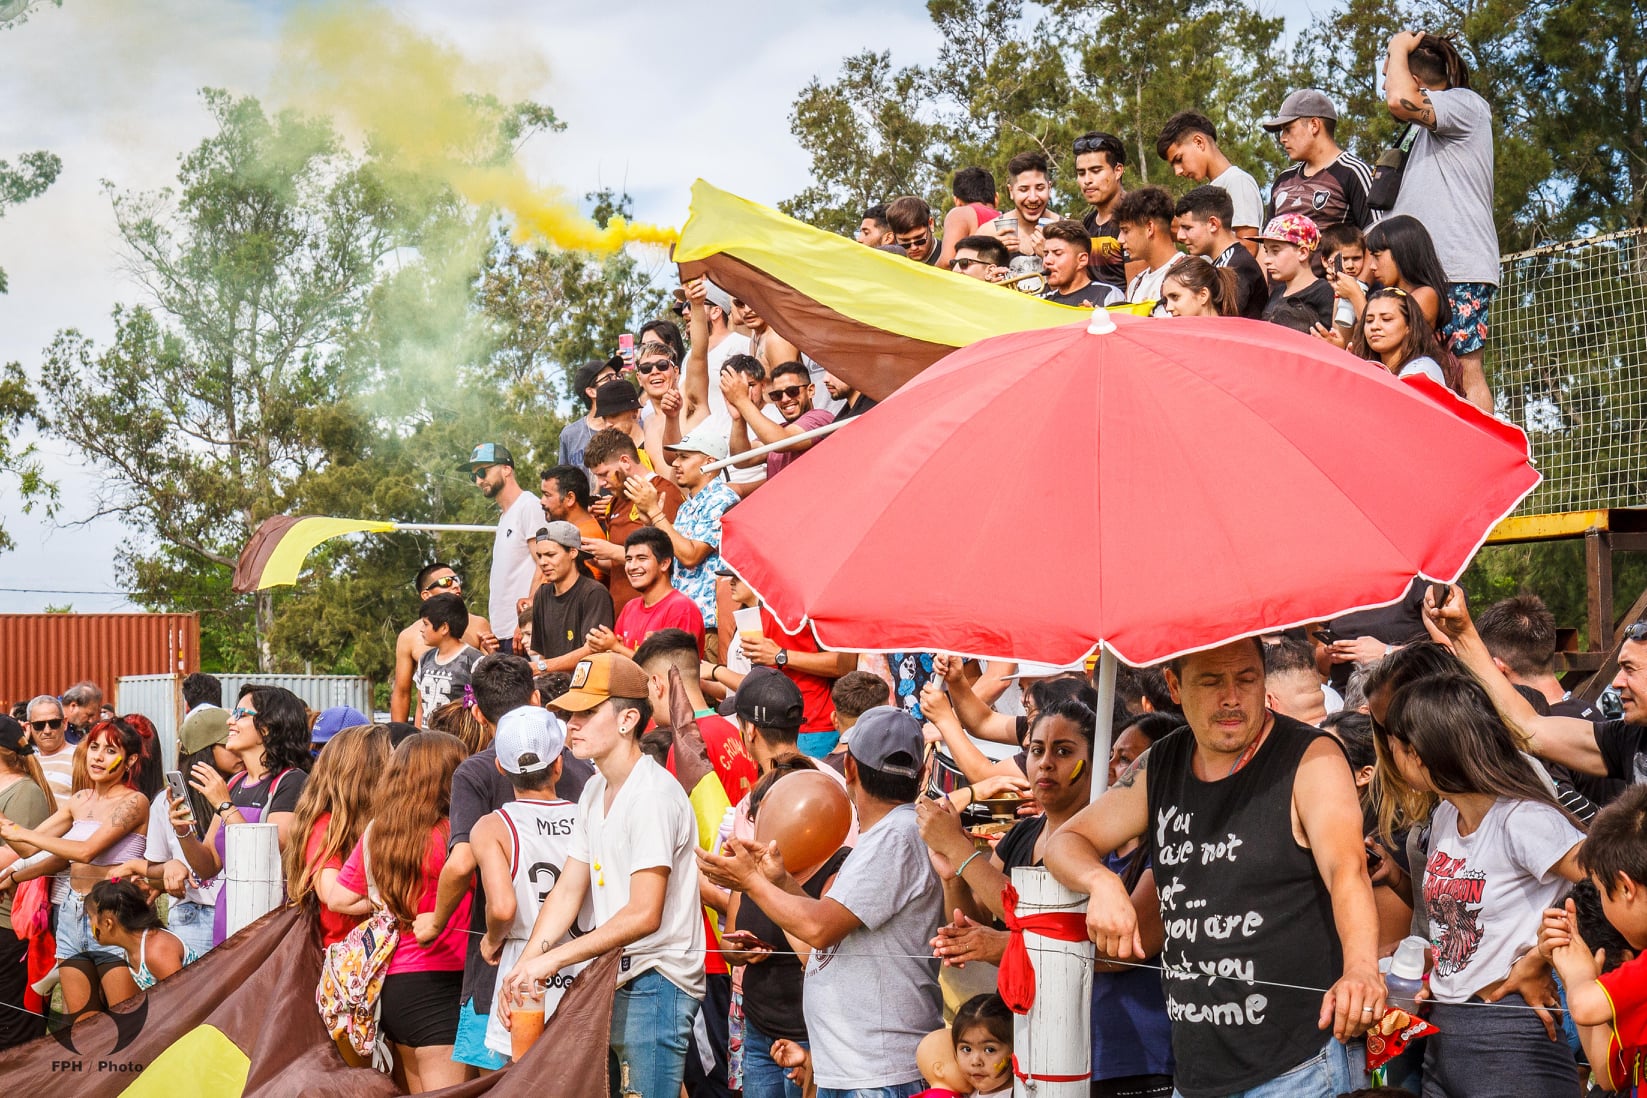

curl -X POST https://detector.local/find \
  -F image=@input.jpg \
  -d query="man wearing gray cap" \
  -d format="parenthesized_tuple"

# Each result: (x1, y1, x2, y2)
(699, 706, 942, 1098)
(527, 523, 615, 673)
(1262, 89, 1376, 232)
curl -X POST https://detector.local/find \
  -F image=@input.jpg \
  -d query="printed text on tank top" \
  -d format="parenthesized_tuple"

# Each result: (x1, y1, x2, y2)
(498, 799, 573, 879)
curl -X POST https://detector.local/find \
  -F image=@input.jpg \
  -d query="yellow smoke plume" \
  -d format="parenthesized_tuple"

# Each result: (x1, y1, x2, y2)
(277, 2, 677, 252)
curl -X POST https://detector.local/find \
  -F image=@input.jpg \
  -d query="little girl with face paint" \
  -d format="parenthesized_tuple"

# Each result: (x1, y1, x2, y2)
(951, 994, 1013, 1098)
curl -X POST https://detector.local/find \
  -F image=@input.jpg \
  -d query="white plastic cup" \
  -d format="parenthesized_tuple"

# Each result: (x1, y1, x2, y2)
(733, 606, 764, 647)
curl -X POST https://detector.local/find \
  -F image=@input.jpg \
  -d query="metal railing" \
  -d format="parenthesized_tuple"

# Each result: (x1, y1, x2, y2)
(1488, 228, 1647, 514)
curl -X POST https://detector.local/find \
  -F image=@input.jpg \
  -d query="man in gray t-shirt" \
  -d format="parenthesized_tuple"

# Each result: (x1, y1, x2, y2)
(698, 707, 942, 1098)
(1385, 31, 1499, 412)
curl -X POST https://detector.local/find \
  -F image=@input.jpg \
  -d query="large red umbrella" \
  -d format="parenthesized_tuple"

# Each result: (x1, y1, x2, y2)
(721, 310, 1537, 777)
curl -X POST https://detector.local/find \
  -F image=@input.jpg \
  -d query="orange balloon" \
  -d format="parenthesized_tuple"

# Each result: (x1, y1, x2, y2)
(754, 770, 852, 874)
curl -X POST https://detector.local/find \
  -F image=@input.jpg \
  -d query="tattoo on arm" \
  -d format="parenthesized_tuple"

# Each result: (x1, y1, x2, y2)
(110, 794, 147, 833)
(1399, 90, 1437, 127)
(1112, 748, 1149, 790)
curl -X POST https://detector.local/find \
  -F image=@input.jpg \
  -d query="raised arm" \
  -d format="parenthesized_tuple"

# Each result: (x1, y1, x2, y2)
(1424, 586, 1608, 775)
(1384, 31, 1437, 128)
(938, 656, 1020, 744)
(682, 281, 712, 422)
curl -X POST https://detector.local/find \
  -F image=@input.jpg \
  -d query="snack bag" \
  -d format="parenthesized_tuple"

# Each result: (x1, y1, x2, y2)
(1365, 1007, 1438, 1070)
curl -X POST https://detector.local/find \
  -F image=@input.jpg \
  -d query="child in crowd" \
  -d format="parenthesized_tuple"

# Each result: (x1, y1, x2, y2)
(476, 707, 588, 1062)
(1373, 672, 1585, 1096)
(950, 994, 1013, 1098)
(1540, 784, 1647, 1092)
(1320, 222, 1368, 281)
(1257, 213, 1334, 330)
(84, 878, 197, 990)
(415, 593, 483, 722)
(822, 671, 891, 776)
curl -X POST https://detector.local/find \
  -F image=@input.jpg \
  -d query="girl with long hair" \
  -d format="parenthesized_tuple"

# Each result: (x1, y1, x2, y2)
(84, 878, 197, 990)
(284, 724, 391, 948)
(330, 732, 472, 1093)
(1372, 672, 1584, 1096)
(0, 718, 148, 1016)
(0, 715, 55, 1047)
(119, 713, 166, 802)
(427, 697, 491, 756)
(1160, 257, 1242, 318)
(1349, 288, 1464, 395)
(112, 707, 243, 955)
(170, 686, 312, 943)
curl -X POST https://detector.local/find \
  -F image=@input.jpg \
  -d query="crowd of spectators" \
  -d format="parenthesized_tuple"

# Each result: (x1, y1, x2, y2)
(7, 29, 1642, 1098)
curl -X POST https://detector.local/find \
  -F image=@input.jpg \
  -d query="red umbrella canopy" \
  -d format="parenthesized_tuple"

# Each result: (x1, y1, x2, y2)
(721, 311, 1539, 668)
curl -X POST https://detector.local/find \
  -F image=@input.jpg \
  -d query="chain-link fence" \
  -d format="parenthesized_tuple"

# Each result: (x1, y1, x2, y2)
(1488, 228, 1647, 515)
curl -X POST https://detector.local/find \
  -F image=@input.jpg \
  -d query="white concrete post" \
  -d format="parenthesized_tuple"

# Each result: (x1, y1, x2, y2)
(1011, 866, 1092, 1097)
(224, 822, 282, 937)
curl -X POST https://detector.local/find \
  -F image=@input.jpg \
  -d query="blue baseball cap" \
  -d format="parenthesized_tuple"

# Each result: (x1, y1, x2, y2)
(311, 706, 369, 747)
(459, 442, 515, 472)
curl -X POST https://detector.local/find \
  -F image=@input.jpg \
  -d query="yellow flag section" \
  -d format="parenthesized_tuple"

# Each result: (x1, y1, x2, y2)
(231, 514, 398, 592)
(673, 180, 1154, 401)
(120, 1025, 249, 1098)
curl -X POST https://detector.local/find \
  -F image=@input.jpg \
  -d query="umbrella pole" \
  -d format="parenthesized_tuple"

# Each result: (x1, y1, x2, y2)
(1093, 646, 1118, 796)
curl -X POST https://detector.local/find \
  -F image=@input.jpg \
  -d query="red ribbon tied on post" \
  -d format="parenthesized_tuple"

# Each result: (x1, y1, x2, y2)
(996, 880, 1089, 1014)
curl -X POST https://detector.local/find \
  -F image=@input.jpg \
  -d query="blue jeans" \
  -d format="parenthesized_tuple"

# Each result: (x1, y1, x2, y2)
(742, 1018, 805, 1098)
(1173, 1038, 1362, 1098)
(166, 899, 215, 957)
(54, 891, 123, 963)
(610, 969, 699, 1098)
(817, 1084, 925, 1098)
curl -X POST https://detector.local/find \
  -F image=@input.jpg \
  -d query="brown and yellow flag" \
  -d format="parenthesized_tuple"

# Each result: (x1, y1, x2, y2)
(0, 906, 618, 1097)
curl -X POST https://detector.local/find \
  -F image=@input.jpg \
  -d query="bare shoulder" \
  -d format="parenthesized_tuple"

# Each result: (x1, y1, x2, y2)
(395, 621, 425, 660)
(109, 790, 150, 831)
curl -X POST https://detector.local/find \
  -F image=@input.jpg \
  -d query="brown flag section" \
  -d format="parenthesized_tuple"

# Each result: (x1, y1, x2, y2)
(232, 515, 398, 593)
(672, 179, 1155, 402)
(0, 905, 618, 1098)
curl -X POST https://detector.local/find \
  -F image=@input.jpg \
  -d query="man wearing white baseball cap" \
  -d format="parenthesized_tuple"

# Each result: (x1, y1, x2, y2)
(471, 706, 592, 1060)
(649, 427, 739, 649)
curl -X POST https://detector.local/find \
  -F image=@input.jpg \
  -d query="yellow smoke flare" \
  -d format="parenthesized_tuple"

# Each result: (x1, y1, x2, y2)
(278, 2, 677, 252)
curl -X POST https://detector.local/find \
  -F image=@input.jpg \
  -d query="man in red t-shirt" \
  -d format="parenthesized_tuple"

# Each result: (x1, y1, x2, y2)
(590, 526, 705, 659)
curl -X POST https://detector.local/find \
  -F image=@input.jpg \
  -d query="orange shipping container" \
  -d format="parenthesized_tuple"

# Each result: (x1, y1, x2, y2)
(0, 613, 199, 705)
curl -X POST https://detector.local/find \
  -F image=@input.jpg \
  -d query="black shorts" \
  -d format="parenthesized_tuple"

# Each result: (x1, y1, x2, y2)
(378, 969, 463, 1048)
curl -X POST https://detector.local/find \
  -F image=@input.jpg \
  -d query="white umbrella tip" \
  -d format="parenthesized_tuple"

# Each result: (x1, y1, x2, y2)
(1087, 308, 1117, 335)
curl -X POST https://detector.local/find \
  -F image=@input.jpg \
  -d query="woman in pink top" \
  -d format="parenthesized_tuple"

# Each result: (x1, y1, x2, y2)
(330, 732, 472, 1093)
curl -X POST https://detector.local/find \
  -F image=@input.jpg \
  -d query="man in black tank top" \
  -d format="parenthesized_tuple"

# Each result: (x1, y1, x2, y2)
(1047, 638, 1383, 1098)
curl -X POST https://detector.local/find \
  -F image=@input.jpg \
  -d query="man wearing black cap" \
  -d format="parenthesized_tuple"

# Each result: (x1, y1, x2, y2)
(1262, 88, 1375, 232)
(699, 706, 942, 1098)
(558, 359, 620, 482)
(462, 442, 541, 655)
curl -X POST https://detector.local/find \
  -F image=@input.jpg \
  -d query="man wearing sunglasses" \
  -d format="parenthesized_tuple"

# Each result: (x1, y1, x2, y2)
(722, 360, 835, 480)
(557, 359, 621, 488)
(390, 563, 499, 722)
(23, 694, 74, 796)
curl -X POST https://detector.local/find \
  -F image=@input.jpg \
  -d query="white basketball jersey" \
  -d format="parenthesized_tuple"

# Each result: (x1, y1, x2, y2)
(485, 797, 594, 1058)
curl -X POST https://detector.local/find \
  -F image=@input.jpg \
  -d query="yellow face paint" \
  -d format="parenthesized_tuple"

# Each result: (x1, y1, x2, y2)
(1071, 759, 1084, 779)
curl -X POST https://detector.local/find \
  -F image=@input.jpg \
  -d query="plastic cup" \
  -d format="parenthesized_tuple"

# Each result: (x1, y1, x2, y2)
(510, 1003, 546, 1060)
(733, 606, 764, 647)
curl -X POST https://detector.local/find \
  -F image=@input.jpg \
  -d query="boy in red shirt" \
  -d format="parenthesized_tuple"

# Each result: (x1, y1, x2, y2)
(1540, 785, 1647, 1092)
(588, 526, 705, 658)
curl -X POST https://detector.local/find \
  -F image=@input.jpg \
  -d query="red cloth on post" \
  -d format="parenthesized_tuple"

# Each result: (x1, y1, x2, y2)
(996, 881, 1087, 1014)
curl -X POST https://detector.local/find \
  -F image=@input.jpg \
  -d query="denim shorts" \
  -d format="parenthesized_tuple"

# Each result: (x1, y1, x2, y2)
(1172, 1038, 1362, 1098)
(166, 899, 216, 958)
(54, 890, 125, 964)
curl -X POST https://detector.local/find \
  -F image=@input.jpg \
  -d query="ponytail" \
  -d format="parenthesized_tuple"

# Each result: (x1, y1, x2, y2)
(1163, 256, 1242, 317)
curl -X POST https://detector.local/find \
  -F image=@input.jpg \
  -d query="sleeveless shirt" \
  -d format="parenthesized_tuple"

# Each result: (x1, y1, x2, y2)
(1145, 714, 1343, 1097)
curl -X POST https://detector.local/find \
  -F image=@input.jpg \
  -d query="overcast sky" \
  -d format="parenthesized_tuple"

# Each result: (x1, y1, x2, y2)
(0, 0, 1313, 613)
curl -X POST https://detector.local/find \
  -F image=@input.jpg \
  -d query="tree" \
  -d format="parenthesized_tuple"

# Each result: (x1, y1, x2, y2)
(780, 51, 946, 233)
(31, 90, 403, 671)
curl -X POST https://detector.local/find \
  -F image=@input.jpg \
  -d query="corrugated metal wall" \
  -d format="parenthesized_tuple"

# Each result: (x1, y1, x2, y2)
(0, 613, 198, 705)
(118, 673, 375, 770)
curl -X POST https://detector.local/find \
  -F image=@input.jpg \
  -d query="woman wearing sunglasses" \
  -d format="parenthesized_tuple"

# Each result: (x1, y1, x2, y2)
(169, 686, 312, 943)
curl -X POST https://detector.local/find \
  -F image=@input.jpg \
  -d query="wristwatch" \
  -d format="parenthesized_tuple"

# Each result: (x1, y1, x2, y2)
(774, 649, 789, 668)
(215, 801, 234, 817)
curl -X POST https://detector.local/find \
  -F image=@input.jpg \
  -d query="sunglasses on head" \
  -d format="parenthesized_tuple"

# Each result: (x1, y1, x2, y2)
(768, 385, 807, 402)
(29, 718, 63, 732)
(1625, 623, 1647, 643)
(422, 575, 462, 593)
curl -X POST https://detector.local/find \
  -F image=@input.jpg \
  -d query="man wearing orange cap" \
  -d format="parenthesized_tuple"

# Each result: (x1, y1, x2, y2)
(501, 653, 705, 1098)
